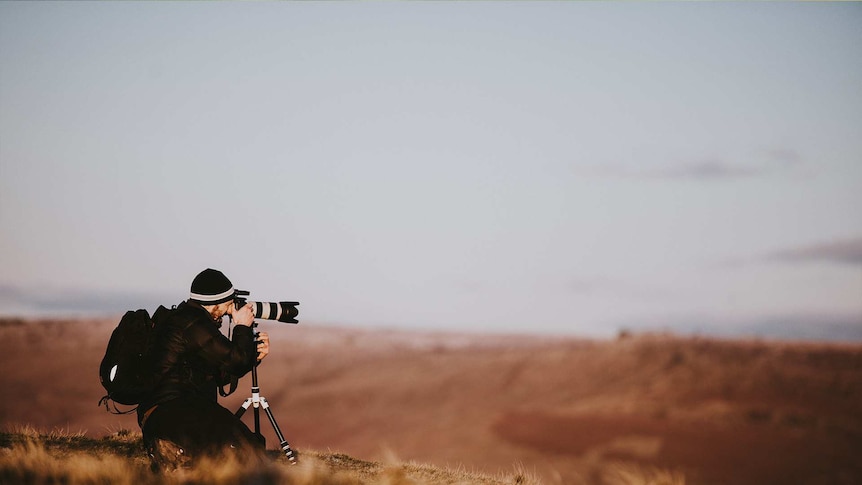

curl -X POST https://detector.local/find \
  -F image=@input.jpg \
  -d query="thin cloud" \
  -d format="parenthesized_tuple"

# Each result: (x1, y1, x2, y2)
(0, 283, 171, 316)
(646, 159, 761, 180)
(767, 237, 862, 266)
(623, 313, 862, 342)
(765, 148, 803, 167)
(589, 148, 804, 181)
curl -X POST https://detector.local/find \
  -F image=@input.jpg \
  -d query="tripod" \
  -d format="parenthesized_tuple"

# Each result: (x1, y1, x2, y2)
(235, 323, 298, 464)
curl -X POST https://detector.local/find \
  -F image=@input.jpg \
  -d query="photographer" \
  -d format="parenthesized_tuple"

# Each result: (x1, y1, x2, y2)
(137, 268, 270, 468)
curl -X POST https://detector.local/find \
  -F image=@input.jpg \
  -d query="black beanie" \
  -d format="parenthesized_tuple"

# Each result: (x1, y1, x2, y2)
(189, 268, 235, 305)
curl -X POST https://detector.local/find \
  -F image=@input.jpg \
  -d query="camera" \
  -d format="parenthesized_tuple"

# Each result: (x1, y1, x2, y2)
(233, 290, 299, 324)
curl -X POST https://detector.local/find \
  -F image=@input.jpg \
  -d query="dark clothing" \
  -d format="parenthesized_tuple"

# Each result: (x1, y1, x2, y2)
(137, 301, 262, 465)
(142, 395, 264, 468)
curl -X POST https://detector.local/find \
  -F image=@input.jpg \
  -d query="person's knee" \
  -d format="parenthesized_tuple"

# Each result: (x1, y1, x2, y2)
(148, 437, 192, 471)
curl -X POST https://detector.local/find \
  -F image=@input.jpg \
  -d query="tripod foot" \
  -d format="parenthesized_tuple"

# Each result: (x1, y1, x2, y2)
(281, 441, 298, 464)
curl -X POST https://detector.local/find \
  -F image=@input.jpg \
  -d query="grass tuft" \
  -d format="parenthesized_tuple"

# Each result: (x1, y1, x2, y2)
(1, 427, 691, 484)
(0, 429, 529, 484)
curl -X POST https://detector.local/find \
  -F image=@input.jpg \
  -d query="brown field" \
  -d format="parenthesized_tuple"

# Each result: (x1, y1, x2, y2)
(1, 317, 860, 484)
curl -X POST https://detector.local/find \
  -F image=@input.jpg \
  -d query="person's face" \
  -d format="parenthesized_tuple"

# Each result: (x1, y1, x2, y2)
(206, 301, 234, 321)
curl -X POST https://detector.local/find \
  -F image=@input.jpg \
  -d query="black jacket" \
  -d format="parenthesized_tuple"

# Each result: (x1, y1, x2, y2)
(137, 301, 257, 422)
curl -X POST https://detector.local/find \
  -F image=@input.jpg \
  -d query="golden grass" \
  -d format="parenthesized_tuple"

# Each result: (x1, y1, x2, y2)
(0, 429, 691, 485)
(0, 428, 692, 485)
(0, 428, 542, 485)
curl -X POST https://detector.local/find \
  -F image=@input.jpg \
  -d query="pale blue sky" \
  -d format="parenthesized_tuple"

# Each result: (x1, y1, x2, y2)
(1, 2, 860, 339)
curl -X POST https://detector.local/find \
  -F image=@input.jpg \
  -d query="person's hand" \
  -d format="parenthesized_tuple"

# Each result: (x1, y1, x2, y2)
(256, 331, 270, 362)
(232, 302, 255, 327)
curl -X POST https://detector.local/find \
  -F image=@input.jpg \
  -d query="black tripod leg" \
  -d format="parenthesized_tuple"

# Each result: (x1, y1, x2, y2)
(253, 397, 262, 435)
(260, 397, 298, 464)
(235, 398, 252, 418)
(236, 329, 297, 463)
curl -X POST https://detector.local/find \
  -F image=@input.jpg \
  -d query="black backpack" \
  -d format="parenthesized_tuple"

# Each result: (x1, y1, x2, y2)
(98, 305, 170, 412)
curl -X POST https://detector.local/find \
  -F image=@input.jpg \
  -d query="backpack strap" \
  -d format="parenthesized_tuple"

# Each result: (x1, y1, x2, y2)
(98, 395, 137, 415)
(219, 375, 238, 397)
(218, 311, 240, 397)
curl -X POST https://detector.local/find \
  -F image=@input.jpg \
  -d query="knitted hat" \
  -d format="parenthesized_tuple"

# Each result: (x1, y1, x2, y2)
(189, 268, 235, 305)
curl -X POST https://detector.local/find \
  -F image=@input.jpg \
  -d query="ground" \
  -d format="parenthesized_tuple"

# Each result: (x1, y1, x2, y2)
(1, 318, 860, 484)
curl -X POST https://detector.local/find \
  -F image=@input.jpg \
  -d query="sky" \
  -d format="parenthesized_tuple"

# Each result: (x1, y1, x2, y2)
(1, 2, 860, 340)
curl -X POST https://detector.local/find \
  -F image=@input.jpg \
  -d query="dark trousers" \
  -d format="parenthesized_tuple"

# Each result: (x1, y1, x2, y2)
(141, 395, 265, 468)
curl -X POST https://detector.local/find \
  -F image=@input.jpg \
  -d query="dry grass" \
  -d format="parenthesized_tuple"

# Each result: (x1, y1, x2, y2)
(0, 428, 690, 484)
(0, 428, 541, 485)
